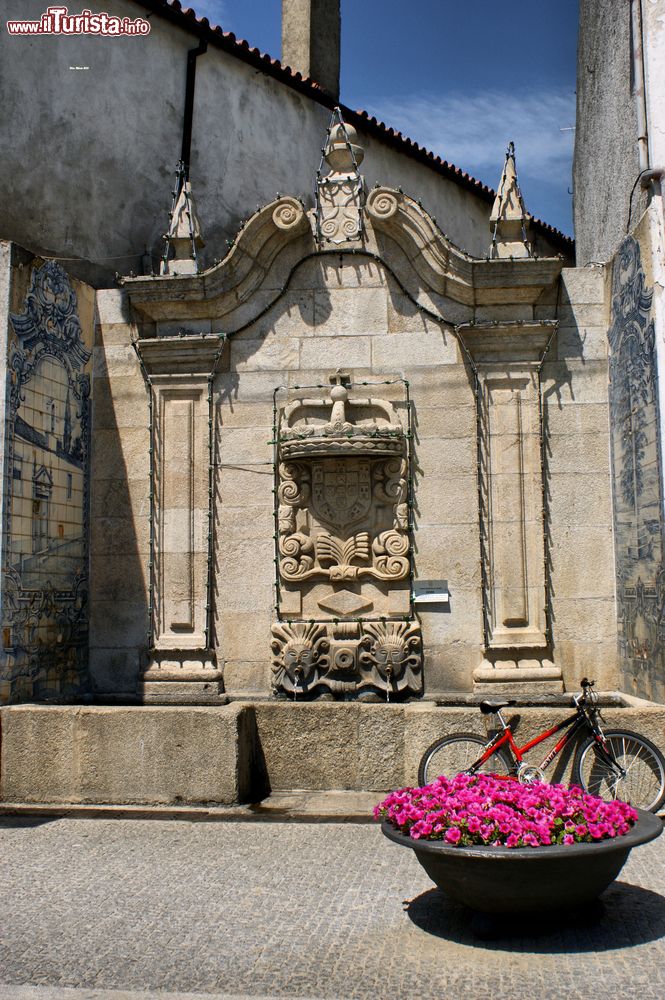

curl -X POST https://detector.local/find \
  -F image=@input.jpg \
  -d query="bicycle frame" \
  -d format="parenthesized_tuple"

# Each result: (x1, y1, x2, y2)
(470, 710, 595, 776)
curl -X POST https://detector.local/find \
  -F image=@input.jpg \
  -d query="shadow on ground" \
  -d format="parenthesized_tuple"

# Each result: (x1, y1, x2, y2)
(406, 881, 665, 951)
(0, 816, 59, 829)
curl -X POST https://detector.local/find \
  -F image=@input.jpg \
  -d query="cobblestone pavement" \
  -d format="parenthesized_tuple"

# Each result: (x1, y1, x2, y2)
(1, 816, 665, 1000)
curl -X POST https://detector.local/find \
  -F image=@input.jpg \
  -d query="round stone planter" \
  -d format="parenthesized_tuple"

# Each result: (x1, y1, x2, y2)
(382, 810, 663, 914)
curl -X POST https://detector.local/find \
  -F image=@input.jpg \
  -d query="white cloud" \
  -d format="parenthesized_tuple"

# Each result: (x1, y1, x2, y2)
(359, 89, 575, 193)
(188, 0, 228, 28)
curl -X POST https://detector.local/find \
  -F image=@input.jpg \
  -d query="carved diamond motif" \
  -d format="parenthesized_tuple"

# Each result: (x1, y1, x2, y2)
(317, 591, 373, 616)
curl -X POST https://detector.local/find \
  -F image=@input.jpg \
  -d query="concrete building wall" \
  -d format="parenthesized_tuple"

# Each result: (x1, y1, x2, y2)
(0, 0, 562, 289)
(573, 0, 646, 265)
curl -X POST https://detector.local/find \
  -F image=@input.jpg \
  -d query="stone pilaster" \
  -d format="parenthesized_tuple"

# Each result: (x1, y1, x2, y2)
(462, 321, 563, 693)
(137, 334, 227, 704)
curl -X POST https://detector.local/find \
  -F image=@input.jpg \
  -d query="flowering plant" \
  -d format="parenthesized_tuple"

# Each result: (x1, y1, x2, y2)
(375, 774, 638, 848)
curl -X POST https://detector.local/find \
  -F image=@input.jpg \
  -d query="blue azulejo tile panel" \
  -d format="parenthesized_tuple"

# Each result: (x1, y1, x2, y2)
(1, 260, 92, 703)
(608, 237, 665, 703)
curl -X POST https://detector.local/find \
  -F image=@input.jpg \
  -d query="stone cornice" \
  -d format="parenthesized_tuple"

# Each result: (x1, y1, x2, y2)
(121, 188, 564, 329)
(458, 320, 558, 364)
(366, 188, 564, 308)
(137, 334, 226, 375)
(122, 197, 313, 322)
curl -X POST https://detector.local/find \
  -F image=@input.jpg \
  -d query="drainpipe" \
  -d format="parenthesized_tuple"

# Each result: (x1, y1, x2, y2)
(180, 37, 208, 182)
(630, 0, 650, 174)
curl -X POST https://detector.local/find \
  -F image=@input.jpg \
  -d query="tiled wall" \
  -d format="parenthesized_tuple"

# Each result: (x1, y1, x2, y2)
(608, 235, 665, 703)
(0, 255, 93, 703)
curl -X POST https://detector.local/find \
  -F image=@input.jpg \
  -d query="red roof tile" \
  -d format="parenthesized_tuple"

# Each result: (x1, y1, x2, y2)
(134, 0, 573, 252)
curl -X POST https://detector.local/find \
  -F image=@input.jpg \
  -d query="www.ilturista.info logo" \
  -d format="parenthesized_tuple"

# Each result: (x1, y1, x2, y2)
(6, 6, 151, 36)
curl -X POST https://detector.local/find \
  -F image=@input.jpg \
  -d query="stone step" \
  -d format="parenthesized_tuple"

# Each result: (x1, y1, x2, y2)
(0, 790, 379, 823)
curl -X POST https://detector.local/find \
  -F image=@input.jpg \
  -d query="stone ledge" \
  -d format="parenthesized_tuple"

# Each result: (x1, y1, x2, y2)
(0, 790, 379, 824)
(2, 701, 665, 805)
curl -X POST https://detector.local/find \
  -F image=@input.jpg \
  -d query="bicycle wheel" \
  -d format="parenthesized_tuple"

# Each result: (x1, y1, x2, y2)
(573, 729, 665, 813)
(418, 732, 514, 787)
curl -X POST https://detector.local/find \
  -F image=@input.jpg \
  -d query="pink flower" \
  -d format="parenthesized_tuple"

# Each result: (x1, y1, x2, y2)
(375, 773, 637, 849)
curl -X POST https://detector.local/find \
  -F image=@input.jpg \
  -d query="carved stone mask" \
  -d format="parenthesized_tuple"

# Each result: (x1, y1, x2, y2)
(282, 640, 316, 681)
(372, 636, 407, 677)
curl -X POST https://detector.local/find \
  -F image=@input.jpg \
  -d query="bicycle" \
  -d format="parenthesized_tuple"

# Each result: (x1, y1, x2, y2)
(418, 678, 665, 812)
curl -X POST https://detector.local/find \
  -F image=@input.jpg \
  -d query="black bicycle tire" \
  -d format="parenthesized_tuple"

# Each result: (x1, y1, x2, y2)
(417, 731, 515, 787)
(572, 728, 665, 813)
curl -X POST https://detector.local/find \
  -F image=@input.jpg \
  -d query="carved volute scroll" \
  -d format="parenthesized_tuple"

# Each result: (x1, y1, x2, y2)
(271, 379, 422, 700)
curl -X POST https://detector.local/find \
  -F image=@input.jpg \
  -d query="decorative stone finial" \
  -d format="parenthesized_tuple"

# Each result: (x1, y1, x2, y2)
(316, 108, 365, 244)
(324, 122, 365, 173)
(161, 169, 204, 276)
(490, 142, 533, 259)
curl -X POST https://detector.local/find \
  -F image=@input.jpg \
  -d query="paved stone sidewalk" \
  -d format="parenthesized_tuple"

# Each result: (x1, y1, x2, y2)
(1, 815, 665, 1000)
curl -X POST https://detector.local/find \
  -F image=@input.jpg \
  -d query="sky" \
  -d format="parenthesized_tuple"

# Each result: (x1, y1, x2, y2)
(191, 1, 579, 235)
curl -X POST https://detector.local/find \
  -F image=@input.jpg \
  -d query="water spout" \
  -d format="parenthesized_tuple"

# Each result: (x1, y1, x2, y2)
(293, 665, 303, 702)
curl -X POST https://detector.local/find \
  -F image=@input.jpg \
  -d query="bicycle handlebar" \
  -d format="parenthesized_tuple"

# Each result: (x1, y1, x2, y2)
(575, 678, 599, 711)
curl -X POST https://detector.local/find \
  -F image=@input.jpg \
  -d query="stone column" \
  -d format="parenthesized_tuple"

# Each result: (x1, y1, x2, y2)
(282, 0, 340, 100)
(463, 322, 563, 693)
(137, 335, 227, 704)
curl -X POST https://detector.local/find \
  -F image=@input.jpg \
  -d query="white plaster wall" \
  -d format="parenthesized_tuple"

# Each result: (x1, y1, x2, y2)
(1, 0, 562, 288)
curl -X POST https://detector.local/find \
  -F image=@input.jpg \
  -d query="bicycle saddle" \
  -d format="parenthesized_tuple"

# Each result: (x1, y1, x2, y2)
(479, 699, 516, 714)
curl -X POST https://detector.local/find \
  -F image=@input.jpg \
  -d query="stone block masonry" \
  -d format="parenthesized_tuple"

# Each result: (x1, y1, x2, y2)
(0, 704, 261, 806)
(2, 701, 665, 806)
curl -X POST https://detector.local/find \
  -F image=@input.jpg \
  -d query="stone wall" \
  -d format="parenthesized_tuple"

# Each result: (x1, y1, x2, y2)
(540, 266, 617, 691)
(3, 700, 665, 803)
(0, 245, 95, 704)
(90, 290, 150, 697)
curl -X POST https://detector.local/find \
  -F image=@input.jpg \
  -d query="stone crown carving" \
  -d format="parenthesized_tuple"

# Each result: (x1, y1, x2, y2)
(278, 384, 404, 459)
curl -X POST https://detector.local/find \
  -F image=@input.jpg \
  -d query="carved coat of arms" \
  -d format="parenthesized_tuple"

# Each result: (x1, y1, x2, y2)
(311, 460, 371, 527)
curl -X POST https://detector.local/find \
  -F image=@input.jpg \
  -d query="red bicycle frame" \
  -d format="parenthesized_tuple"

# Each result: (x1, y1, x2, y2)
(471, 710, 590, 775)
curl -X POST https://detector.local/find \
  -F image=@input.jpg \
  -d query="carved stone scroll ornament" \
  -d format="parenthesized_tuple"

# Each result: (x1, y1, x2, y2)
(371, 530, 410, 581)
(272, 197, 306, 232)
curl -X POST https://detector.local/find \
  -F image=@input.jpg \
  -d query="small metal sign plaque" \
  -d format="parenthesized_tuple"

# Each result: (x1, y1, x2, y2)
(413, 580, 450, 606)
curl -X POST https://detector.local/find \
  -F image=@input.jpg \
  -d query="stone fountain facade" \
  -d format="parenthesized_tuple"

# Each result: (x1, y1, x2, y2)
(0, 118, 641, 803)
(80, 119, 614, 706)
(0, 116, 620, 716)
